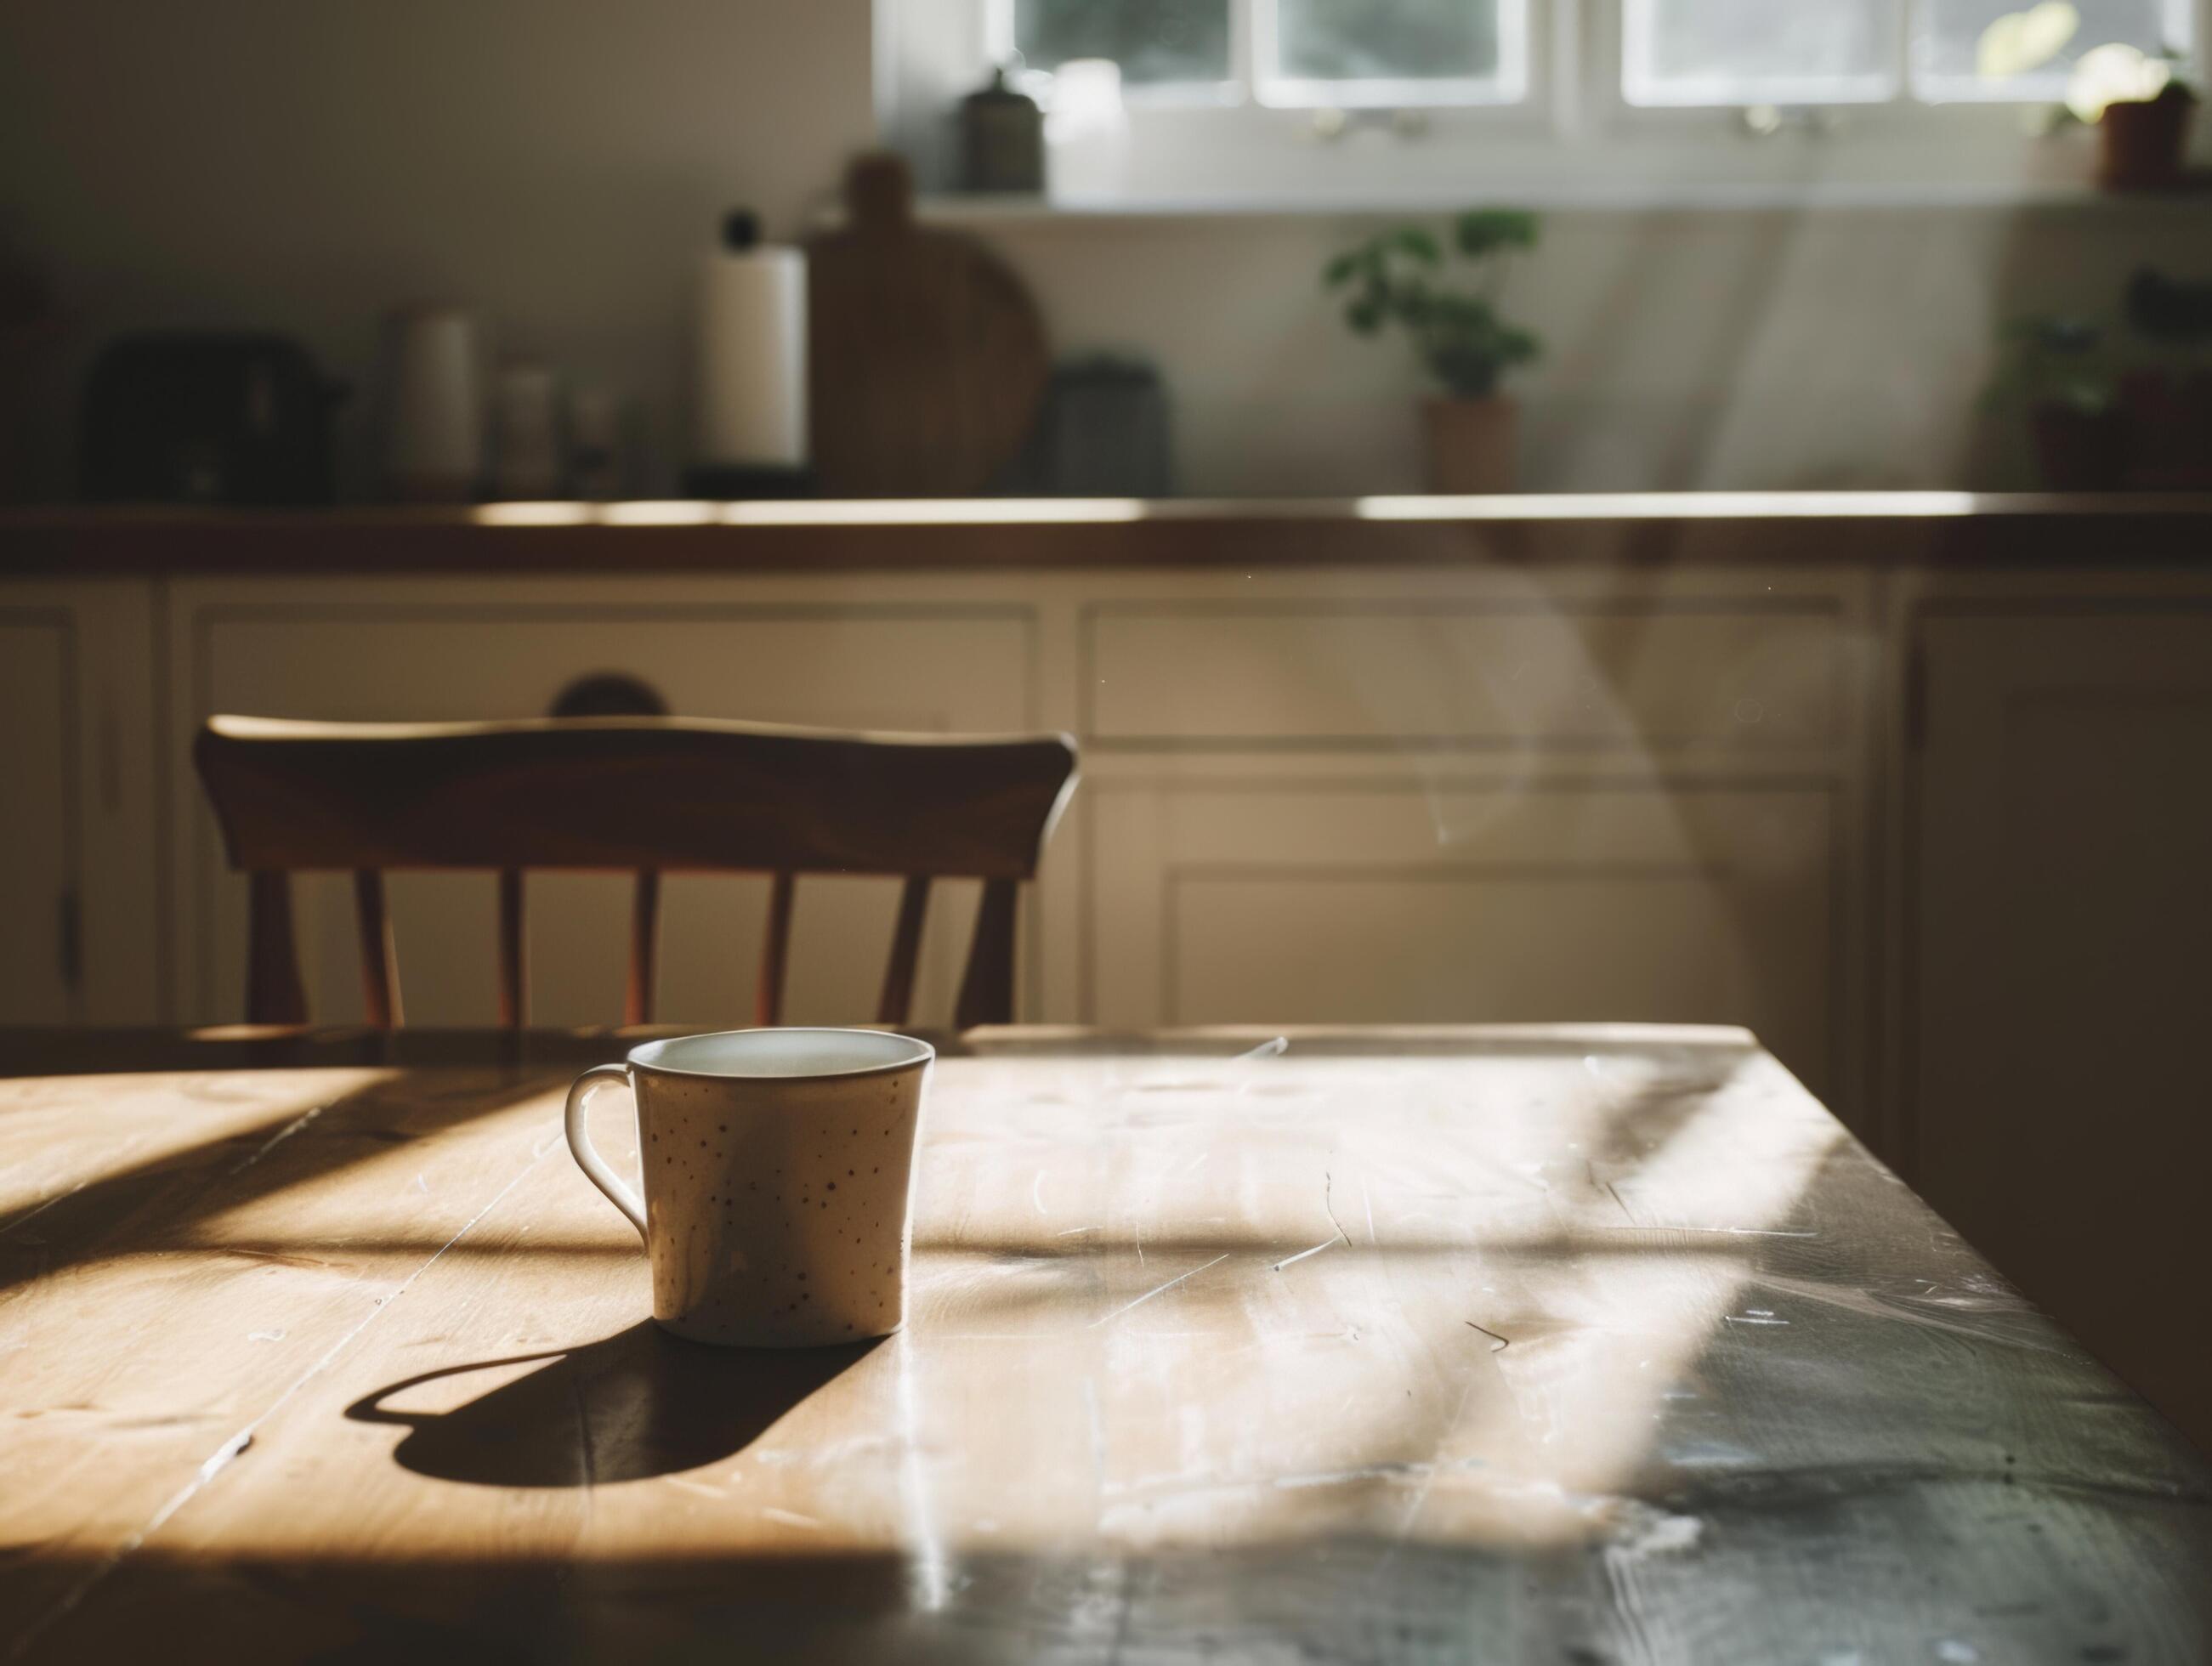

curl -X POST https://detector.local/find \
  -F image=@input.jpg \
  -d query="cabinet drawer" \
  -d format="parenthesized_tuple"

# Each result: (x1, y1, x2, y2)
(1086, 603, 1843, 748)
(1089, 778, 1835, 1093)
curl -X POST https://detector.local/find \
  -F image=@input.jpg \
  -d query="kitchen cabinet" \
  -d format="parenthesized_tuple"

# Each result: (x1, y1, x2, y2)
(0, 581, 157, 1025)
(0, 604, 74, 1022)
(1909, 602, 2212, 1445)
(1087, 773, 1839, 1093)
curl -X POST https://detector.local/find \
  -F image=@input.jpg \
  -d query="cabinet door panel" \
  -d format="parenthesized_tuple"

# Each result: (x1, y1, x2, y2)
(1913, 610, 2212, 1449)
(1092, 780, 1835, 1091)
(0, 615, 72, 1023)
(184, 609, 1028, 1027)
(1087, 603, 1841, 747)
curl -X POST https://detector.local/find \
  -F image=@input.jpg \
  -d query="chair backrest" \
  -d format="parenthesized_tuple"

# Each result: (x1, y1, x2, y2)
(194, 714, 1079, 1031)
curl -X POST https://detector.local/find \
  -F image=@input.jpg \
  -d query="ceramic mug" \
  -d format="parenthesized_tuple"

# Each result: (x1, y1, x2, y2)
(564, 1028, 933, 1347)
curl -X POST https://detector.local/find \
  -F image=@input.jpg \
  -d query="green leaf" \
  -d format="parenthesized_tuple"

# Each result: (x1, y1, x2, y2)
(1322, 251, 1360, 288)
(1455, 208, 1540, 258)
(1396, 227, 1443, 264)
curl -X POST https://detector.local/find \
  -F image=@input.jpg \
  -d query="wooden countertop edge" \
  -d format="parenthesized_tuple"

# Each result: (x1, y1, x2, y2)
(3, 495, 2211, 573)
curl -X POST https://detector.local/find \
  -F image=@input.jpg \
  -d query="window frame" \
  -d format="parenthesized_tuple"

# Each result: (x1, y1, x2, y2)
(906, 0, 2210, 204)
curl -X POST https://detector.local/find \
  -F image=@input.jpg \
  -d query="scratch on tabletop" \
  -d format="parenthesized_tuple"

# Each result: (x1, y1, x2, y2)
(1320, 1170, 1353, 1248)
(1089, 1254, 1231, 1328)
(9, 1137, 564, 1659)
(224, 1103, 326, 1177)
(663, 1476, 724, 1499)
(762, 1507, 824, 1530)
(1273, 1238, 1339, 1272)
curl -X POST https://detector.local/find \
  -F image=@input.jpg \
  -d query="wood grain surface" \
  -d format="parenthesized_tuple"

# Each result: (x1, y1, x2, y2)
(1, 1026, 2205, 1663)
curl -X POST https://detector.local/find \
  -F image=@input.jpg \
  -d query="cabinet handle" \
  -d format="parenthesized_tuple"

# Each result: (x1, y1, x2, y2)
(57, 887, 82, 990)
(1904, 640, 1927, 754)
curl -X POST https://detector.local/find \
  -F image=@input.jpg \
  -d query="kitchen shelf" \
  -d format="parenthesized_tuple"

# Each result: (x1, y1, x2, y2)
(916, 179, 2211, 220)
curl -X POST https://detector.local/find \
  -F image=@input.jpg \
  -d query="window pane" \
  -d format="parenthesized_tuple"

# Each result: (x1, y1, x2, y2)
(1273, 0, 1501, 82)
(1624, 0, 1901, 105)
(1012, 0, 1231, 85)
(1915, 0, 2192, 99)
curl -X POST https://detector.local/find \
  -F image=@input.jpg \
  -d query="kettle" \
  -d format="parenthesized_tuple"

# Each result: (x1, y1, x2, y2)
(81, 332, 347, 504)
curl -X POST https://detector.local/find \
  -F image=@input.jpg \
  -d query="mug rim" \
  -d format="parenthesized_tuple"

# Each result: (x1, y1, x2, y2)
(626, 1026, 935, 1082)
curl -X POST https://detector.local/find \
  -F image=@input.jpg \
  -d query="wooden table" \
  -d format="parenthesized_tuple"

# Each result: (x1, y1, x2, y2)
(3, 1025, 2207, 1663)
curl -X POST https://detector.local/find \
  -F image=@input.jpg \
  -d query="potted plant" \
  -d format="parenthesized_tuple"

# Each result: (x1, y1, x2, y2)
(1986, 315, 2125, 490)
(2068, 42, 2198, 190)
(1325, 210, 1541, 494)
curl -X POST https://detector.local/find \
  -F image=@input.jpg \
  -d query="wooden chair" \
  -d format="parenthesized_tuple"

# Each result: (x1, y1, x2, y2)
(193, 714, 1079, 1031)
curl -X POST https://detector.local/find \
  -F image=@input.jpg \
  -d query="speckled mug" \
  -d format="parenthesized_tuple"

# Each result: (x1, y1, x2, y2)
(564, 1028, 933, 1348)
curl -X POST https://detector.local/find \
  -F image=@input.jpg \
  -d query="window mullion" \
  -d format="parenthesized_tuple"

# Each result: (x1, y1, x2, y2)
(1233, 0, 1258, 99)
(1895, 0, 1919, 106)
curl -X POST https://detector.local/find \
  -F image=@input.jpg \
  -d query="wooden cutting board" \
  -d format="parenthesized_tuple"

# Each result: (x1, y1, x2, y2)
(807, 153, 1050, 498)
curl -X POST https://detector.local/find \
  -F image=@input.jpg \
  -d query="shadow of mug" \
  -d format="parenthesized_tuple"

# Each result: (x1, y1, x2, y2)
(346, 1321, 882, 1488)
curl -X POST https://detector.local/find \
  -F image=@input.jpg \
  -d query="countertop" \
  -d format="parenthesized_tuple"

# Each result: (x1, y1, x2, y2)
(3, 492, 2212, 574)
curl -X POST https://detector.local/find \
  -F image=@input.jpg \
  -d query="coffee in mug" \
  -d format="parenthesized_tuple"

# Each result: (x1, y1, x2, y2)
(564, 1028, 933, 1347)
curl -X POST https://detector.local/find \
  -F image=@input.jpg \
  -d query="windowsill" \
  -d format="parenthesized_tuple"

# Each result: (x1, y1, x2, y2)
(916, 178, 2212, 219)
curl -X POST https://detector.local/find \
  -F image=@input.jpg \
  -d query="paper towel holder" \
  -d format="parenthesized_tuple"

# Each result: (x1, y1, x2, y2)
(683, 205, 816, 502)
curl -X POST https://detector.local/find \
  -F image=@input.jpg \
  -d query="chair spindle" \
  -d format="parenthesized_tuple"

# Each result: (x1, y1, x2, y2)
(756, 872, 795, 1028)
(496, 869, 527, 1028)
(876, 876, 933, 1027)
(627, 869, 661, 1027)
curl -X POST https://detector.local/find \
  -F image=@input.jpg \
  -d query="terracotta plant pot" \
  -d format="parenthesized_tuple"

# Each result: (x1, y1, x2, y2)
(2098, 85, 2197, 192)
(2029, 401, 2129, 490)
(1424, 396, 1517, 494)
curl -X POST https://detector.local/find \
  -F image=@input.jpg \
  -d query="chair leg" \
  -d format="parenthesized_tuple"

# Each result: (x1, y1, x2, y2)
(354, 870, 401, 1030)
(247, 870, 308, 1027)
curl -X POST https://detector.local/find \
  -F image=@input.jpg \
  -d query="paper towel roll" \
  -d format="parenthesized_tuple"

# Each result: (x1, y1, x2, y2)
(695, 244, 807, 469)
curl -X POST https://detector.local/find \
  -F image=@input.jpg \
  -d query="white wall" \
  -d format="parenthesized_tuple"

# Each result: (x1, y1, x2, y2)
(989, 201, 2212, 494)
(0, 0, 875, 497)
(3, 2, 2208, 497)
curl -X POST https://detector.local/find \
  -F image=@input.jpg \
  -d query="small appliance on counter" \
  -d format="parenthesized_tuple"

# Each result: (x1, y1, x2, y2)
(685, 208, 811, 498)
(489, 362, 564, 499)
(380, 304, 485, 503)
(81, 332, 345, 505)
(1000, 356, 1172, 496)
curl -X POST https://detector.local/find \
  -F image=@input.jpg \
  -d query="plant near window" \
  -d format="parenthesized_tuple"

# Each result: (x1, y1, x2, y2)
(1988, 271, 2212, 491)
(1324, 209, 1541, 493)
(1977, 3, 2198, 190)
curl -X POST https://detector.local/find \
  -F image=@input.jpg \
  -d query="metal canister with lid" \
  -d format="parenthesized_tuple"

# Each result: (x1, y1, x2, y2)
(960, 65, 1044, 194)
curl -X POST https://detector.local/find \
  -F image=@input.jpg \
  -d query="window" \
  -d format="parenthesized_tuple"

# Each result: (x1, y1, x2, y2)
(1623, 0, 1902, 106)
(995, 0, 2190, 109)
(996, 0, 1529, 106)
(1914, 0, 2192, 100)
(1008, 0, 1232, 88)
(1256, 0, 1528, 107)
(899, 0, 2208, 204)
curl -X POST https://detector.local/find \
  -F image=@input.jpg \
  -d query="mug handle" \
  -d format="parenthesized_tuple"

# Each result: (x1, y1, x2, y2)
(564, 1062, 647, 1243)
